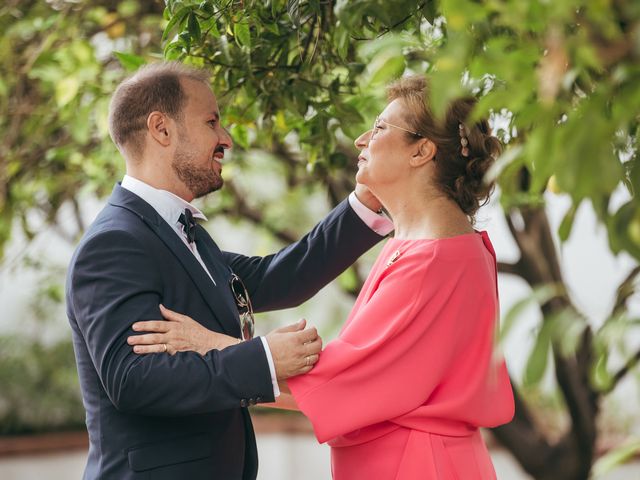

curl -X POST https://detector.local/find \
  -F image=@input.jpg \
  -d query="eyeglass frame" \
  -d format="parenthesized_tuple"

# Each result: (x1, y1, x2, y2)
(228, 273, 255, 341)
(370, 116, 424, 140)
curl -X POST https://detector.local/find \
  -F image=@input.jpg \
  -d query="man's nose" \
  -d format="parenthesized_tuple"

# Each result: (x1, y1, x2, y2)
(220, 127, 233, 149)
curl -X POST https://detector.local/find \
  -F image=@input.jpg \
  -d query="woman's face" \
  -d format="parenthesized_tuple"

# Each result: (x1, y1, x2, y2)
(354, 99, 421, 191)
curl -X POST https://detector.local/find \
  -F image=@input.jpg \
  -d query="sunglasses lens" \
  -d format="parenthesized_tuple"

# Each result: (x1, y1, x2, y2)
(230, 274, 255, 340)
(240, 313, 255, 341)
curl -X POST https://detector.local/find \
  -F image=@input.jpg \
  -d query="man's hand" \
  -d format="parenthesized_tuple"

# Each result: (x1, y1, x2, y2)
(265, 319, 322, 379)
(355, 183, 383, 213)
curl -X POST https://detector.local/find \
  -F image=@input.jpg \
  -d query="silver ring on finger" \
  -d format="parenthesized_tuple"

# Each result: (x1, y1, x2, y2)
(162, 343, 167, 353)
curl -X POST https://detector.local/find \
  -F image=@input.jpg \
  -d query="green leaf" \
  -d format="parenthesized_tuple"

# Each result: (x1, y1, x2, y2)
(558, 203, 578, 242)
(287, 0, 301, 29)
(113, 51, 146, 71)
(162, 6, 190, 42)
(369, 55, 405, 85)
(500, 284, 562, 342)
(592, 439, 640, 477)
(523, 323, 551, 387)
(54, 76, 80, 107)
(234, 20, 251, 49)
(338, 267, 358, 293)
(591, 350, 613, 392)
(187, 12, 201, 42)
(229, 124, 250, 150)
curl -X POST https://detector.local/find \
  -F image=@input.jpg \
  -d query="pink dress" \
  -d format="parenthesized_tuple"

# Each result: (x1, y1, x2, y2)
(288, 232, 514, 479)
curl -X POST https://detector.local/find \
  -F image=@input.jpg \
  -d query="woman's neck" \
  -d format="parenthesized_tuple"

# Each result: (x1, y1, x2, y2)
(381, 186, 474, 240)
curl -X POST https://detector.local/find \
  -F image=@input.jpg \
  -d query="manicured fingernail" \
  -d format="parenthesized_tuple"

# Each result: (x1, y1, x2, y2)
(133, 347, 141, 353)
(132, 324, 139, 331)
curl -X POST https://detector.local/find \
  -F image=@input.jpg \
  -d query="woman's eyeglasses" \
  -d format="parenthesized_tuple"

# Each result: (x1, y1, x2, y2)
(229, 273, 255, 341)
(371, 116, 424, 140)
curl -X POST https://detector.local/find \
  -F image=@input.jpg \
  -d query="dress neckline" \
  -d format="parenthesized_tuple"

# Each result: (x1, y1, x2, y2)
(387, 231, 484, 243)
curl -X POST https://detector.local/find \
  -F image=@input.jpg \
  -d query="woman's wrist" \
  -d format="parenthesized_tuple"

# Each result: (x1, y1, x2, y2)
(205, 332, 241, 351)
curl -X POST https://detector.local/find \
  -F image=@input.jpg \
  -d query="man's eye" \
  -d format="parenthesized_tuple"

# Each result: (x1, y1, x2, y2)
(208, 120, 217, 127)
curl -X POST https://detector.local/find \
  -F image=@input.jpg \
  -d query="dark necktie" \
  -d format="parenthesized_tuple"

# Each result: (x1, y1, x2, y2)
(178, 208, 197, 244)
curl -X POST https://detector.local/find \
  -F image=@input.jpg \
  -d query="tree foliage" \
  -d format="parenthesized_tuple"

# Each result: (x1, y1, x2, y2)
(0, 0, 164, 255)
(2, 1, 640, 478)
(158, 0, 640, 261)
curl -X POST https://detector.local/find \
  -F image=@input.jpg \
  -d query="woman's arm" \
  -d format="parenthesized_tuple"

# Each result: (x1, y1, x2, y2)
(127, 304, 240, 355)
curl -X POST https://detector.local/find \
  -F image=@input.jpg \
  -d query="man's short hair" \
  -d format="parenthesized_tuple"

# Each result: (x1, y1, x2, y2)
(108, 61, 210, 158)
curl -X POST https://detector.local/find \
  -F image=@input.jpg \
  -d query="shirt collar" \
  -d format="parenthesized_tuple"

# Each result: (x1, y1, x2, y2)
(121, 175, 208, 227)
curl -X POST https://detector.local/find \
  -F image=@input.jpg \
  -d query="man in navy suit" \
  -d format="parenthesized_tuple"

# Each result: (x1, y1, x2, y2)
(66, 61, 392, 479)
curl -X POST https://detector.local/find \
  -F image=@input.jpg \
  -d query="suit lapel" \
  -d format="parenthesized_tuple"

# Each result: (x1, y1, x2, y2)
(108, 184, 241, 337)
(194, 226, 243, 334)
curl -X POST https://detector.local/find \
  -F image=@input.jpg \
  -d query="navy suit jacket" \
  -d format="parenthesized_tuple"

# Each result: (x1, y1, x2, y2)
(66, 184, 383, 479)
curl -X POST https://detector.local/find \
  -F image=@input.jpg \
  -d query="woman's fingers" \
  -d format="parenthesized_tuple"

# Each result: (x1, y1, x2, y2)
(127, 333, 166, 346)
(132, 320, 170, 333)
(160, 304, 189, 322)
(132, 343, 172, 355)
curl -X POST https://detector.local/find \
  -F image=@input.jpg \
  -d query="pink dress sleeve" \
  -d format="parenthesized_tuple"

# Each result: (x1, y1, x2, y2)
(288, 245, 474, 443)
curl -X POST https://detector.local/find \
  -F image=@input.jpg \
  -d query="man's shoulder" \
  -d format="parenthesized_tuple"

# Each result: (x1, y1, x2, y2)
(72, 203, 155, 260)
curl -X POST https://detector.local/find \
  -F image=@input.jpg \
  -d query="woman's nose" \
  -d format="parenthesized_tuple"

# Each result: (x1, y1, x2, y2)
(354, 130, 371, 150)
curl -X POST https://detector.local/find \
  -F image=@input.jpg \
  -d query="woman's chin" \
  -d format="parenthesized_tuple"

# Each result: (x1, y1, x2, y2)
(355, 169, 368, 185)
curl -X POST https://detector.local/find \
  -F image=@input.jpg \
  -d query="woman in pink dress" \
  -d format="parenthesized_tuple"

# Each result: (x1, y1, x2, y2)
(131, 75, 514, 479)
(282, 75, 514, 479)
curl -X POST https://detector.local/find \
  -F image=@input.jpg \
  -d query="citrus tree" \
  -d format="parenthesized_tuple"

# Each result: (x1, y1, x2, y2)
(0, 0, 166, 433)
(2, 0, 640, 478)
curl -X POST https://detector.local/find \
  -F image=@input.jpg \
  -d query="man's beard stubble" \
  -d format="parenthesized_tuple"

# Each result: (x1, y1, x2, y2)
(171, 141, 223, 199)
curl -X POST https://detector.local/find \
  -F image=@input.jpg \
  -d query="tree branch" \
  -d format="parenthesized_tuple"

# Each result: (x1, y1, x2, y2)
(610, 265, 640, 317)
(608, 347, 640, 392)
(351, 2, 427, 41)
(218, 180, 298, 245)
(497, 261, 523, 277)
(491, 381, 553, 476)
(550, 328, 598, 473)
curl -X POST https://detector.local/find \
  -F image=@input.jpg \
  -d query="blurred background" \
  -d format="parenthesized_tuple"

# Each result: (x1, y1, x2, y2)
(1, 0, 639, 479)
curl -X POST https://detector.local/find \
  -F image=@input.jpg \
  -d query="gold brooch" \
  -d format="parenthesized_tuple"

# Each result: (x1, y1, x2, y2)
(386, 249, 401, 267)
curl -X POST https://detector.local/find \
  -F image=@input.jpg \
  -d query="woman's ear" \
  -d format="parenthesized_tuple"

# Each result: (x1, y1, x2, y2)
(409, 139, 436, 167)
(147, 111, 172, 147)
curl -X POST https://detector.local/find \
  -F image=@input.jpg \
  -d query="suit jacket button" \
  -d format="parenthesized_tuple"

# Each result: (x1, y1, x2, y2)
(240, 399, 248, 407)
(249, 398, 257, 406)
(256, 396, 263, 403)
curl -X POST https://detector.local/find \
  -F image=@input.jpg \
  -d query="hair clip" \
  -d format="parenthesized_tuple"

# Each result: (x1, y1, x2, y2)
(459, 123, 470, 157)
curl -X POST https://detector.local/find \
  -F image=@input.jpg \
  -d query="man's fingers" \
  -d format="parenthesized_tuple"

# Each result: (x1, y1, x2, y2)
(304, 337, 322, 355)
(305, 353, 319, 366)
(128, 333, 166, 346)
(297, 326, 319, 344)
(132, 321, 169, 333)
(274, 319, 306, 334)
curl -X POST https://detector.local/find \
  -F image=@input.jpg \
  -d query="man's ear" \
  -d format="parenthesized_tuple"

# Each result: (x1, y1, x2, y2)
(409, 138, 436, 167)
(146, 111, 172, 147)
